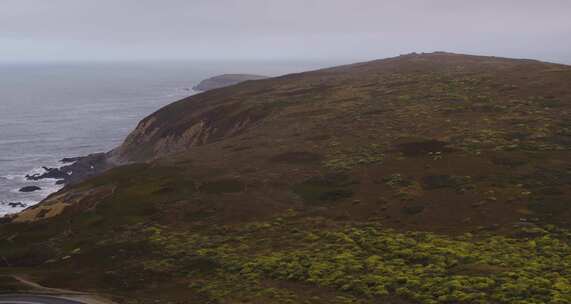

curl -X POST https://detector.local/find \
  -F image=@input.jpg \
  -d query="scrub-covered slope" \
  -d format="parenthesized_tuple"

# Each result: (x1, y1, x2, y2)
(2, 52, 571, 304)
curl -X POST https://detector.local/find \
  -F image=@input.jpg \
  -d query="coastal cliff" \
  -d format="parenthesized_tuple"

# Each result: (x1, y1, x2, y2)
(2, 52, 571, 303)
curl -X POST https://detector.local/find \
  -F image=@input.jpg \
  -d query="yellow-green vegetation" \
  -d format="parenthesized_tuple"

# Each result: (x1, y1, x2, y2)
(383, 173, 413, 188)
(142, 219, 571, 304)
(324, 143, 385, 171)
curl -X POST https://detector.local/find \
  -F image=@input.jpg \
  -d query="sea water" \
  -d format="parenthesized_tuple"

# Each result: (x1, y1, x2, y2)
(0, 60, 327, 215)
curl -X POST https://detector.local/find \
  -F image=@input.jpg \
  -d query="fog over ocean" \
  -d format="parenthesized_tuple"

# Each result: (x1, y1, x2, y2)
(0, 60, 328, 215)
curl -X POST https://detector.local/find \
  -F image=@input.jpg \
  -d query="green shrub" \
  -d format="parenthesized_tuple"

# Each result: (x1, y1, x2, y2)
(144, 221, 571, 303)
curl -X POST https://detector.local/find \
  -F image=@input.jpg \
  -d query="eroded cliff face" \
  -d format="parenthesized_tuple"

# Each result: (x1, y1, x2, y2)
(110, 94, 274, 163)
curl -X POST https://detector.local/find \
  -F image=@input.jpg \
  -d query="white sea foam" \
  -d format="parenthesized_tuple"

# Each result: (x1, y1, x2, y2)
(3, 174, 21, 181)
(14, 168, 64, 194)
(28, 167, 47, 175)
(1, 165, 65, 216)
(1, 183, 63, 216)
(0, 198, 37, 216)
(38, 182, 64, 196)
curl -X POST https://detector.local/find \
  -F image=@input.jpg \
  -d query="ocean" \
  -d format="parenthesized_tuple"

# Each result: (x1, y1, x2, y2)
(0, 60, 328, 215)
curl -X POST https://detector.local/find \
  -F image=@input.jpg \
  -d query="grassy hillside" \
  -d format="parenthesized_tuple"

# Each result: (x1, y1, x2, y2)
(1, 52, 570, 303)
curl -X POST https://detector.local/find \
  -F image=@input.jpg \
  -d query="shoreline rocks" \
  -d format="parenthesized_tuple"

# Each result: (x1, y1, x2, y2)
(26, 167, 68, 180)
(60, 156, 83, 163)
(25, 152, 115, 187)
(4, 202, 27, 208)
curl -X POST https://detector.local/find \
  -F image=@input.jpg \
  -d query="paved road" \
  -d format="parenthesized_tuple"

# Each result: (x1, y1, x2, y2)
(0, 295, 84, 304)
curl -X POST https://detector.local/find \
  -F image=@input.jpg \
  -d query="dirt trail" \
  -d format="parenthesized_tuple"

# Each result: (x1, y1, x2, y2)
(7, 275, 116, 304)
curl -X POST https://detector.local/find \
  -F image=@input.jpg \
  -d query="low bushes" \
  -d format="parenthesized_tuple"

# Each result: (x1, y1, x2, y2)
(146, 220, 571, 303)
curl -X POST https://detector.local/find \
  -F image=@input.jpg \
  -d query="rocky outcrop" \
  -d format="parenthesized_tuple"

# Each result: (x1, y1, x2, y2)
(0, 202, 27, 208)
(19, 186, 41, 193)
(26, 168, 67, 181)
(26, 153, 115, 186)
(192, 74, 268, 92)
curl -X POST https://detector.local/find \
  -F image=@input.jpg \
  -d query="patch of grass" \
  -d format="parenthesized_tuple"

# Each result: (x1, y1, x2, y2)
(402, 202, 426, 215)
(398, 95, 412, 102)
(293, 173, 356, 203)
(270, 151, 323, 164)
(490, 156, 528, 167)
(383, 174, 413, 188)
(528, 198, 571, 215)
(324, 144, 385, 171)
(422, 175, 472, 191)
(537, 99, 565, 108)
(397, 140, 454, 157)
(201, 179, 245, 194)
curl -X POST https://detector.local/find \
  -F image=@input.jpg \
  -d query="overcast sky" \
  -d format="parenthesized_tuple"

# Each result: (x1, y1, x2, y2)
(1, 0, 570, 64)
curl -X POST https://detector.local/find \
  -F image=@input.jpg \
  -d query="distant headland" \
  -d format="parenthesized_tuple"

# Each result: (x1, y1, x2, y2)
(192, 74, 268, 91)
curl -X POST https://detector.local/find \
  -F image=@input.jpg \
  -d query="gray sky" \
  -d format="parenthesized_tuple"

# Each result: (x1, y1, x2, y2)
(1, 0, 570, 64)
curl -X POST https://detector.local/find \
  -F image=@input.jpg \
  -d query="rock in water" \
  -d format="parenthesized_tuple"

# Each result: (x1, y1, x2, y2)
(26, 167, 67, 180)
(19, 186, 41, 192)
(26, 152, 113, 186)
(7, 202, 27, 208)
(60, 156, 83, 163)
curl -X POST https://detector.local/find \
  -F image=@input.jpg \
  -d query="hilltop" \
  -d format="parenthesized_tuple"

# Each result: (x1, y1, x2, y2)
(192, 74, 268, 92)
(1, 52, 571, 303)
